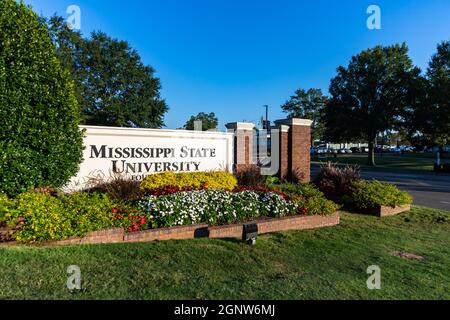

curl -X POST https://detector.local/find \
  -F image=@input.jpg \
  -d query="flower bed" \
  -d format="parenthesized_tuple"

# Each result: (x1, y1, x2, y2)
(140, 171, 238, 192)
(135, 189, 299, 229)
(0, 172, 341, 243)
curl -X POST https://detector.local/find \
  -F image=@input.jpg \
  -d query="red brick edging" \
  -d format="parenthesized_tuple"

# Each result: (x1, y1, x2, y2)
(364, 204, 411, 217)
(50, 212, 340, 246)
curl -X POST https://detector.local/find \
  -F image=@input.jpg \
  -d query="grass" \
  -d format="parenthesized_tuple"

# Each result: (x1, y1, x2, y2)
(0, 206, 449, 300)
(312, 154, 441, 173)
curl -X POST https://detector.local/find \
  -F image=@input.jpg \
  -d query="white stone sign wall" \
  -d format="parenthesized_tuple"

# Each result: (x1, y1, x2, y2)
(67, 126, 234, 190)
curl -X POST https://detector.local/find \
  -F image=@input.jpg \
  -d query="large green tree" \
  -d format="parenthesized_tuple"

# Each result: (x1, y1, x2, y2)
(402, 41, 450, 151)
(184, 112, 218, 131)
(281, 88, 327, 143)
(323, 44, 421, 166)
(424, 41, 450, 147)
(0, 0, 84, 196)
(47, 16, 168, 128)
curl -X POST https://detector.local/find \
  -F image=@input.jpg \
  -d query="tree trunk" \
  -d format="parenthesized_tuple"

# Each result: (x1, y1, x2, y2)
(368, 138, 376, 166)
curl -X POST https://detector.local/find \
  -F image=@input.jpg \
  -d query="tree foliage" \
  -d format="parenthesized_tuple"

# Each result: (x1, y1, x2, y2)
(423, 41, 450, 146)
(184, 112, 218, 131)
(322, 44, 421, 165)
(281, 88, 327, 142)
(400, 41, 450, 150)
(0, 0, 84, 196)
(47, 16, 168, 128)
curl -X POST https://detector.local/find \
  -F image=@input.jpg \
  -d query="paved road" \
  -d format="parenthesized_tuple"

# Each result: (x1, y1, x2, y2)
(311, 165, 450, 212)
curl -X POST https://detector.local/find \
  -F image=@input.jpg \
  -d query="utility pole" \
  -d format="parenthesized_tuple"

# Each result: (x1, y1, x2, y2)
(263, 105, 269, 130)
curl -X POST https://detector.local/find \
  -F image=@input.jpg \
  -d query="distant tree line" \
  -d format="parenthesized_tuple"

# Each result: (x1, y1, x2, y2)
(282, 41, 450, 165)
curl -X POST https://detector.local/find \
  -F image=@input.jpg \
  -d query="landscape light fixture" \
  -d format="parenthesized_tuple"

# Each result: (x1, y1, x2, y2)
(242, 223, 258, 245)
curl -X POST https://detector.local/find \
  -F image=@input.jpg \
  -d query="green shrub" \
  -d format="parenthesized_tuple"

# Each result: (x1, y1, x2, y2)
(6, 191, 121, 242)
(60, 192, 122, 236)
(346, 180, 413, 209)
(273, 183, 340, 216)
(0, 193, 22, 241)
(12, 192, 72, 242)
(0, 194, 9, 222)
(265, 175, 281, 186)
(0, 193, 16, 226)
(140, 171, 237, 192)
(0, 0, 84, 196)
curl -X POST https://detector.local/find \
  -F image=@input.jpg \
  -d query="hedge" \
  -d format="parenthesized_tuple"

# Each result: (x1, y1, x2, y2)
(271, 183, 341, 216)
(345, 180, 413, 209)
(0, 191, 122, 242)
(0, 0, 84, 196)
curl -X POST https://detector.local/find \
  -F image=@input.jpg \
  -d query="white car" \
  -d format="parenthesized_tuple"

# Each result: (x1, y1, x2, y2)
(401, 146, 414, 152)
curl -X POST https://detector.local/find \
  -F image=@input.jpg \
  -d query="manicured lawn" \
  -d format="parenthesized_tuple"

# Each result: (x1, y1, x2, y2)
(0, 206, 449, 300)
(312, 154, 439, 172)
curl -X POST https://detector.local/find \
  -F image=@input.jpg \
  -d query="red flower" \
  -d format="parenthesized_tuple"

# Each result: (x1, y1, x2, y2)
(298, 207, 309, 215)
(112, 207, 119, 214)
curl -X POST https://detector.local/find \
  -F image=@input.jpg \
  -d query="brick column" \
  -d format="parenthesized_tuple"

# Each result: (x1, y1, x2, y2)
(225, 122, 255, 172)
(275, 119, 312, 182)
(273, 124, 290, 180)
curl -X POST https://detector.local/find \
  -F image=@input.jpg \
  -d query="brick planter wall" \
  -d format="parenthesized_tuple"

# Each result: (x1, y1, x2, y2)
(50, 212, 340, 246)
(258, 213, 340, 234)
(50, 228, 125, 246)
(364, 204, 412, 217)
(210, 213, 340, 239)
(124, 224, 209, 243)
(209, 224, 243, 239)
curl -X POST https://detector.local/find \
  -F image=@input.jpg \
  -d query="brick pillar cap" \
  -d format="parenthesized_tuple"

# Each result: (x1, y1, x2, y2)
(275, 118, 313, 127)
(225, 122, 256, 130)
(271, 125, 290, 132)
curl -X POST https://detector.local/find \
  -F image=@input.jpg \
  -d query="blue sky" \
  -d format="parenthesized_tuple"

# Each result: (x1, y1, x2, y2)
(24, 0, 450, 129)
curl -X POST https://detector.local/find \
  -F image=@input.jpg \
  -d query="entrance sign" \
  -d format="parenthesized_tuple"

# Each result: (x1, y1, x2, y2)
(67, 118, 312, 190)
(68, 126, 234, 190)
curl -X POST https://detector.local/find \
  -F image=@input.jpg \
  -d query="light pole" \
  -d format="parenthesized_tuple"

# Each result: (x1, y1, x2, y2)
(263, 105, 269, 130)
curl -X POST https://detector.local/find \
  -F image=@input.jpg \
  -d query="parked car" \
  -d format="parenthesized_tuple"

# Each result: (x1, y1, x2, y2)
(425, 147, 440, 153)
(353, 147, 369, 153)
(425, 146, 450, 154)
(400, 146, 414, 152)
(329, 148, 338, 154)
